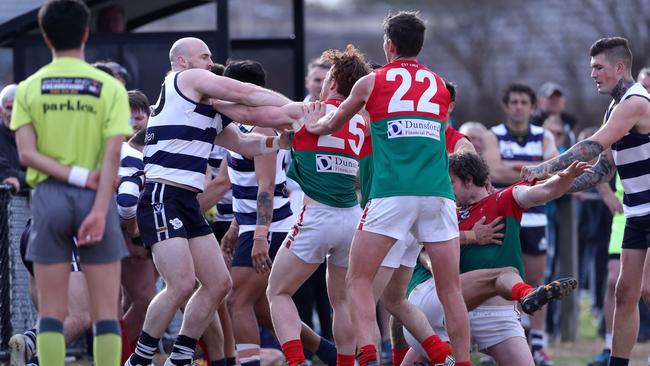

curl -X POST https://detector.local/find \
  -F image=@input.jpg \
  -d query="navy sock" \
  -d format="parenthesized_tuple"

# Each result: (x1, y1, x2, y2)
(315, 337, 337, 366)
(129, 330, 160, 365)
(211, 358, 227, 366)
(169, 334, 198, 365)
(609, 356, 629, 366)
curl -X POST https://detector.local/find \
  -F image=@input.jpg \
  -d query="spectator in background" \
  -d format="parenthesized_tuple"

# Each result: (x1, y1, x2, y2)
(0, 84, 26, 191)
(530, 82, 577, 150)
(97, 4, 126, 33)
(303, 58, 330, 102)
(458, 121, 488, 155)
(543, 114, 568, 153)
(637, 67, 650, 93)
(127, 90, 150, 133)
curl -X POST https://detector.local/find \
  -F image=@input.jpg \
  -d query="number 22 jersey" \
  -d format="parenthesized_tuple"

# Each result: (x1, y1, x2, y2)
(365, 60, 454, 200)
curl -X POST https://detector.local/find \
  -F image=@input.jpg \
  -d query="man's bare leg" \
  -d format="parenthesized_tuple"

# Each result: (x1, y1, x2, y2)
(327, 263, 356, 356)
(423, 237, 470, 362)
(611, 249, 647, 361)
(487, 336, 534, 366)
(522, 253, 548, 354)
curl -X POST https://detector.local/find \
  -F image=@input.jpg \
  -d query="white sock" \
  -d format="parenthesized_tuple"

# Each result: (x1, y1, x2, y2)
(605, 333, 613, 350)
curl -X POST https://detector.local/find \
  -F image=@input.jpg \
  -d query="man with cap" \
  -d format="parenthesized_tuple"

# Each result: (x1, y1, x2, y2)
(530, 81, 577, 150)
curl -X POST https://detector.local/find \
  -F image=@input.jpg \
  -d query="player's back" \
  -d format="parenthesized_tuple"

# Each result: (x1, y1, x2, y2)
(365, 60, 453, 200)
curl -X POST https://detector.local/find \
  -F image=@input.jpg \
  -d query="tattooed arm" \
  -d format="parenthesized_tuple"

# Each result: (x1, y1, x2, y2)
(567, 149, 616, 193)
(251, 126, 277, 273)
(521, 140, 604, 180)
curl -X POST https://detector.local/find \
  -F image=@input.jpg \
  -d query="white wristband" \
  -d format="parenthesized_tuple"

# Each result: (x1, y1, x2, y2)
(68, 166, 90, 188)
(260, 136, 280, 154)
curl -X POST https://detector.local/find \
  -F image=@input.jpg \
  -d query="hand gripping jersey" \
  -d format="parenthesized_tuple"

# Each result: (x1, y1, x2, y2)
(608, 83, 650, 218)
(458, 183, 526, 277)
(364, 60, 454, 200)
(288, 99, 369, 207)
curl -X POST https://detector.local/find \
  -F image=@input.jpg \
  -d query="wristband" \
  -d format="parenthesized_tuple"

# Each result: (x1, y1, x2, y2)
(254, 225, 269, 239)
(253, 236, 268, 242)
(465, 230, 476, 244)
(260, 136, 280, 154)
(68, 166, 90, 188)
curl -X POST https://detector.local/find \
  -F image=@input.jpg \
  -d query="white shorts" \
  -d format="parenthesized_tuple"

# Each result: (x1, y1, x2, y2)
(381, 233, 421, 268)
(404, 278, 449, 356)
(405, 279, 525, 355)
(468, 304, 525, 351)
(283, 203, 361, 268)
(360, 196, 458, 243)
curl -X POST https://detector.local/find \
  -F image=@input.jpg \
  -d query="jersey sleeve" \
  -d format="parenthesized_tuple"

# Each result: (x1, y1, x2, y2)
(10, 83, 33, 131)
(496, 182, 527, 221)
(445, 127, 466, 154)
(103, 82, 133, 139)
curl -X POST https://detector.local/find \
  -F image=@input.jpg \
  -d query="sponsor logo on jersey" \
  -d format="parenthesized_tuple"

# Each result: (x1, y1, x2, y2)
(316, 154, 358, 176)
(169, 218, 183, 230)
(41, 77, 103, 97)
(387, 119, 441, 140)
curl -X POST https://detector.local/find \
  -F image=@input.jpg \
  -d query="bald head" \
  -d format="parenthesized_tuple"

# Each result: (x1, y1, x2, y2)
(169, 37, 214, 71)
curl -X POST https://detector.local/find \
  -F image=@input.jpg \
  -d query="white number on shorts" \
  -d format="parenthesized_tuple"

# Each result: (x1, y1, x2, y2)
(386, 68, 440, 114)
(317, 116, 365, 156)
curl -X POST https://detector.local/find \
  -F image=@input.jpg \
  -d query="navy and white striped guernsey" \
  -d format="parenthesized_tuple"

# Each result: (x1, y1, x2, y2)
(209, 145, 234, 222)
(117, 142, 145, 220)
(143, 71, 230, 191)
(227, 124, 293, 234)
(491, 123, 547, 227)
(608, 83, 650, 218)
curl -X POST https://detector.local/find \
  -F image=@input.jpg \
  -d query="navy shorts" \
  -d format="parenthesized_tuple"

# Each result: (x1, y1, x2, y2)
(232, 231, 287, 267)
(137, 182, 213, 248)
(622, 213, 650, 250)
(520, 226, 547, 255)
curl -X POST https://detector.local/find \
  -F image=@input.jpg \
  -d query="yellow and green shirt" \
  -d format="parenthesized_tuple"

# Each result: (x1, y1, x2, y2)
(11, 57, 132, 187)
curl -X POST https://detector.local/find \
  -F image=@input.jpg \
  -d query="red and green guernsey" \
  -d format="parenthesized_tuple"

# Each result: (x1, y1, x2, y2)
(288, 99, 371, 207)
(364, 60, 454, 200)
(458, 183, 526, 277)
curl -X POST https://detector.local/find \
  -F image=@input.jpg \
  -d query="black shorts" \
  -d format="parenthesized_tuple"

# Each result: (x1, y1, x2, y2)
(211, 220, 231, 243)
(20, 219, 81, 276)
(232, 231, 287, 267)
(621, 214, 650, 250)
(137, 182, 213, 248)
(520, 226, 548, 255)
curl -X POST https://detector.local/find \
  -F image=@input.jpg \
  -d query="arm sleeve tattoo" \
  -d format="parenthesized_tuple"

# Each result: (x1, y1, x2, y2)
(256, 191, 274, 227)
(534, 140, 604, 176)
(567, 152, 615, 193)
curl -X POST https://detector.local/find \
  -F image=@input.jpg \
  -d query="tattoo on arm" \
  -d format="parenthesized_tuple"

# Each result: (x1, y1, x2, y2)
(537, 140, 604, 175)
(568, 152, 614, 193)
(256, 191, 274, 227)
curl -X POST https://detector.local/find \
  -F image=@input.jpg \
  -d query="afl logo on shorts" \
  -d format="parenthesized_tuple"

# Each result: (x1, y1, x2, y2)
(387, 121, 403, 138)
(316, 155, 334, 172)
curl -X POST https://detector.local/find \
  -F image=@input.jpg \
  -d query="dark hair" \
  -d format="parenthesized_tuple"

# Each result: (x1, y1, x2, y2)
(501, 82, 536, 105)
(320, 44, 371, 98)
(383, 11, 425, 58)
(445, 80, 456, 103)
(589, 37, 633, 70)
(128, 90, 151, 116)
(129, 128, 147, 147)
(38, 0, 90, 51)
(224, 60, 266, 87)
(211, 63, 226, 76)
(449, 152, 490, 188)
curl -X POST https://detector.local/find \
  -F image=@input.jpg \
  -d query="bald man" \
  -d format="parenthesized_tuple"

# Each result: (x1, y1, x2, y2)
(125, 37, 296, 366)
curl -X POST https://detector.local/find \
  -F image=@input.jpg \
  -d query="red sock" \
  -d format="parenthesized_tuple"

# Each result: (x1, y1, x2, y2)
(357, 344, 377, 366)
(455, 361, 473, 366)
(511, 281, 535, 301)
(421, 335, 452, 364)
(337, 354, 355, 366)
(198, 338, 211, 362)
(119, 320, 132, 364)
(281, 339, 305, 366)
(392, 348, 408, 366)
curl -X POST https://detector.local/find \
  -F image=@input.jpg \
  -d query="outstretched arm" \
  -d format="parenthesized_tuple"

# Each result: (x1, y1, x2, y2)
(212, 101, 307, 130)
(306, 74, 373, 135)
(214, 124, 291, 158)
(522, 96, 645, 180)
(514, 161, 590, 209)
(567, 149, 616, 193)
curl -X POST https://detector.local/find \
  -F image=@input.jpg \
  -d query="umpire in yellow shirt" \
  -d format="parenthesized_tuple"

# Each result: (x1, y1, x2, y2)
(10, 1, 132, 365)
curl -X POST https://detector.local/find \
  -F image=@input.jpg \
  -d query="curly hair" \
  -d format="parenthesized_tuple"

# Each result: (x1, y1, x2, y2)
(320, 44, 371, 98)
(449, 152, 490, 188)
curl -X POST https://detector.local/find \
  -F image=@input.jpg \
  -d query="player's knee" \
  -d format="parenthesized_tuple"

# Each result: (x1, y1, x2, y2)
(641, 286, 650, 308)
(68, 309, 92, 333)
(502, 266, 519, 276)
(614, 280, 641, 307)
(607, 272, 619, 293)
(168, 277, 197, 304)
(213, 275, 232, 302)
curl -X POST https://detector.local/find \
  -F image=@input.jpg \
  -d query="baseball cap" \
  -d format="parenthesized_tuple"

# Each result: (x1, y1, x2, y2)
(539, 82, 563, 98)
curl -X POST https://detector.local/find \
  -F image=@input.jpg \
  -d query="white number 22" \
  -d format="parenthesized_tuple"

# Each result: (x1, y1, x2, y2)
(386, 68, 440, 114)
